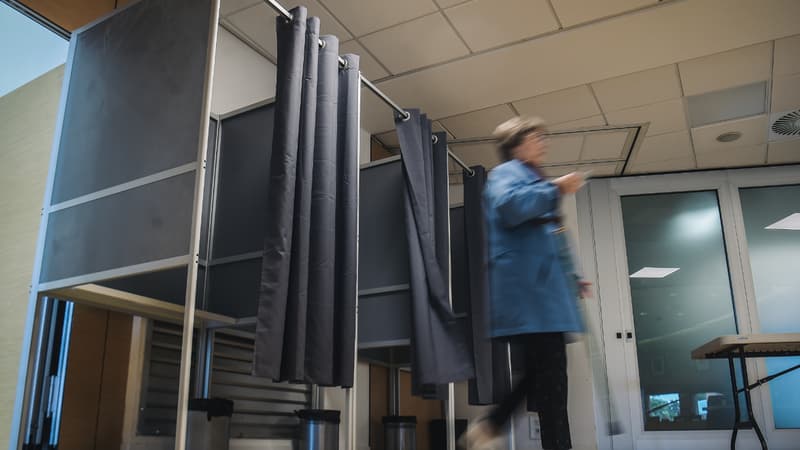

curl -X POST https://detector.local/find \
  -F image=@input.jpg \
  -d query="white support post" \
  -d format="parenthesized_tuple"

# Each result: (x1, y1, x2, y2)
(173, 1, 220, 448)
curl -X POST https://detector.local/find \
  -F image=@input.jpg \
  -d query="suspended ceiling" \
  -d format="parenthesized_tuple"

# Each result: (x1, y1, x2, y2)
(223, 0, 799, 176)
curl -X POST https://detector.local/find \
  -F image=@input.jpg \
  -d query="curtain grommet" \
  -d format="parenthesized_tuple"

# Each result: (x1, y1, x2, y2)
(401, 111, 411, 122)
(431, 135, 438, 144)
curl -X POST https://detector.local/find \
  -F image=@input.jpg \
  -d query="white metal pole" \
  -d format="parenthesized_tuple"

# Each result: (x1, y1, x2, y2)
(173, 0, 220, 448)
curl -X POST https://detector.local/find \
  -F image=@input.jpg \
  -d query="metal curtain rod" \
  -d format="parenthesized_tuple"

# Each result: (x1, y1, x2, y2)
(264, 0, 409, 120)
(262, 0, 474, 177)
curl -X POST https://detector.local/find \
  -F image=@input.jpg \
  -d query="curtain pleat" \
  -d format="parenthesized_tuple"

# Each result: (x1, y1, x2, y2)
(464, 165, 511, 405)
(396, 110, 474, 389)
(254, 7, 308, 380)
(255, 6, 357, 388)
(334, 53, 360, 388)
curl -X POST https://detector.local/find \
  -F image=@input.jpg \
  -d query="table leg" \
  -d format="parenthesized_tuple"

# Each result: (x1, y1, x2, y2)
(729, 355, 740, 450)
(738, 351, 768, 450)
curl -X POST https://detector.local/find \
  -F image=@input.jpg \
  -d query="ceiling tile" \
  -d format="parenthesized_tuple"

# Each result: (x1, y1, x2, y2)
(605, 98, 687, 136)
(444, 0, 559, 52)
(434, 0, 469, 7)
(774, 34, 800, 77)
(339, 40, 389, 80)
(545, 135, 583, 164)
(591, 65, 681, 112)
(439, 104, 516, 139)
(582, 162, 622, 177)
(581, 131, 629, 161)
(691, 115, 768, 152)
(771, 73, 800, 113)
(679, 42, 772, 96)
(228, 1, 352, 58)
(695, 144, 767, 169)
(549, 0, 656, 27)
(548, 115, 607, 131)
(360, 13, 470, 74)
(368, 0, 800, 121)
(432, 121, 454, 138)
(321, 0, 438, 36)
(767, 139, 800, 164)
(361, 87, 398, 133)
(629, 130, 694, 170)
(543, 162, 620, 178)
(451, 143, 502, 168)
(513, 86, 601, 125)
(541, 164, 578, 178)
(221, 0, 260, 17)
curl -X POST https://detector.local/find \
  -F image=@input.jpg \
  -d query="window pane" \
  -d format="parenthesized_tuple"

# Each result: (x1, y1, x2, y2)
(739, 184, 800, 429)
(621, 191, 739, 430)
(0, 3, 67, 97)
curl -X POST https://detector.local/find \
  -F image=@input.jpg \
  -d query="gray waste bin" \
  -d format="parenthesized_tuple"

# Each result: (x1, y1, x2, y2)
(298, 409, 340, 450)
(186, 398, 234, 450)
(383, 416, 416, 450)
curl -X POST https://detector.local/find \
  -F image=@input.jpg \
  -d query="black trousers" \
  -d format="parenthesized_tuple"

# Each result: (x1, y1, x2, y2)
(488, 332, 571, 450)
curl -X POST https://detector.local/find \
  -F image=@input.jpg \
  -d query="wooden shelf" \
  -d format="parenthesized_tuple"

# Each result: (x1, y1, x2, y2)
(43, 283, 236, 328)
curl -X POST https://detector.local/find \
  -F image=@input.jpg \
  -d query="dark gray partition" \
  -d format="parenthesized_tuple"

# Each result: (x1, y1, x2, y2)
(50, 0, 214, 204)
(449, 206, 469, 315)
(207, 259, 261, 318)
(39, 0, 217, 291)
(41, 172, 195, 283)
(212, 105, 275, 259)
(358, 159, 410, 290)
(357, 158, 413, 351)
(200, 119, 219, 259)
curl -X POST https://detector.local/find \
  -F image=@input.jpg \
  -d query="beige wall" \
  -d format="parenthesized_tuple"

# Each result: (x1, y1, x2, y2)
(0, 65, 64, 448)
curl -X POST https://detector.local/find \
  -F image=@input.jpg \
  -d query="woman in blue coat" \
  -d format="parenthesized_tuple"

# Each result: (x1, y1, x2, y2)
(465, 116, 589, 450)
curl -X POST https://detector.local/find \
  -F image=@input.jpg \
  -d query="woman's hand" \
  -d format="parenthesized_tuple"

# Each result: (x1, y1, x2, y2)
(553, 172, 585, 194)
(579, 280, 593, 299)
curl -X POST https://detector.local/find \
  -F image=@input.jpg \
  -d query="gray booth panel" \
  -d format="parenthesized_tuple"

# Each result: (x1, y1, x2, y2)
(357, 292, 412, 346)
(206, 259, 260, 318)
(50, 0, 214, 204)
(41, 172, 195, 283)
(199, 119, 218, 259)
(448, 206, 469, 315)
(358, 159, 410, 290)
(212, 104, 275, 259)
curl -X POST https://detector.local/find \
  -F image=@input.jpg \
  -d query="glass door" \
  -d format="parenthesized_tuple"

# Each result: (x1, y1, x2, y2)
(618, 191, 742, 431)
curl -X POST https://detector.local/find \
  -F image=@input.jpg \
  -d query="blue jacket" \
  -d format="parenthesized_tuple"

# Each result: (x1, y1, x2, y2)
(483, 159, 584, 338)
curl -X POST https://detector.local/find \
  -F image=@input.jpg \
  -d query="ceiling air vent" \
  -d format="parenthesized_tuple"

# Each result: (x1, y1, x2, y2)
(771, 109, 800, 137)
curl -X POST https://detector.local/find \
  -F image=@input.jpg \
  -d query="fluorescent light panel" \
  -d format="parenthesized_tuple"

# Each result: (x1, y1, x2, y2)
(686, 81, 767, 127)
(765, 213, 800, 230)
(630, 267, 680, 278)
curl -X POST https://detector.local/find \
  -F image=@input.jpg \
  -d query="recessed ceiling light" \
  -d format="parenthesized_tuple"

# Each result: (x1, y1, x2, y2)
(630, 267, 680, 278)
(765, 213, 800, 230)
(716, 131, 742, 143)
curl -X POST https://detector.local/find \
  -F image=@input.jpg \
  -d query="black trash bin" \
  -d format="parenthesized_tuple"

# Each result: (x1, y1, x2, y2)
(187, 398, 234, 450)
(383, 416, 417, 450)
(297, 409, 340, 450)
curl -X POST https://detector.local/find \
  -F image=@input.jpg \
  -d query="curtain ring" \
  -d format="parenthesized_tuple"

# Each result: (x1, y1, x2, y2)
(319, 39, 327, 49)
(431, 135, 438, 144)
(400, 111, 411, 122)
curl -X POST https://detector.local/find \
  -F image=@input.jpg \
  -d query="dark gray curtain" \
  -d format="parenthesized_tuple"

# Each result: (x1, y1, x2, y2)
(463, 166, 511, 405)
(396, 111, 474, 392)
(255, 6, 359, 388)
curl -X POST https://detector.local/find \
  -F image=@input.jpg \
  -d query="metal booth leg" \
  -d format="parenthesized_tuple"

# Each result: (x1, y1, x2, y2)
(729, 355, 740, 450)
(737, 351, 768, 450)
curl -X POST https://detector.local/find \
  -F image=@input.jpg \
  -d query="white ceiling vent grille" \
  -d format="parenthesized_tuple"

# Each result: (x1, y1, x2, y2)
(770, 109, 800, 140)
